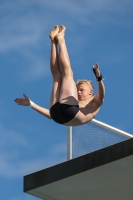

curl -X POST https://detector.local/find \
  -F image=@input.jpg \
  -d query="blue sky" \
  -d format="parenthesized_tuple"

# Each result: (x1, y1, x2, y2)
(0, 0, 133, 199)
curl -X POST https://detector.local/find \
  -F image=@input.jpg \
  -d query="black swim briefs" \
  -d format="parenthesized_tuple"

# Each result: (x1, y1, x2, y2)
(50, 102, 79, 124)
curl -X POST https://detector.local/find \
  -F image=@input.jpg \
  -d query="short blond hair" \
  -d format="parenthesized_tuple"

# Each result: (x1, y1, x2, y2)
(76, 80, 93, 90)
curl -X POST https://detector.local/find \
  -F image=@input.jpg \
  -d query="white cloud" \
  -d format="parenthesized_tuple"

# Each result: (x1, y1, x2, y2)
(0, 124, 28, 148)
(0, 12, 47, 52)
(0, 151, 65, 178)
(0, 0, 132, 53)
(0, 0, 132, 83)
(18, 49, 49, 82)
(35, 0, 133, 20)
(0, 0, 132, 52)
(20, 56, 50, 82)
(0, 155, 44, 178)
(0, 123, 66, 178)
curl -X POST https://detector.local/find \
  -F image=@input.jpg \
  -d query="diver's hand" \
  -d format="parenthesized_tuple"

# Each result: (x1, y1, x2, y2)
(14, 94, 30, 106)
(92, 62, 101, 78)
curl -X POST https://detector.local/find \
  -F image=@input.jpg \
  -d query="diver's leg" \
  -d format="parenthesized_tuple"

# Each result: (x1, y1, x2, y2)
(55, 25, 78, 105)
(49, 25, 62, 107)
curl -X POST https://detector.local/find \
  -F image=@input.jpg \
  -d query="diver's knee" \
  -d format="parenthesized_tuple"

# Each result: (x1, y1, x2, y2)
(62, 69, 73, 78)
(53, 72, 62, 81)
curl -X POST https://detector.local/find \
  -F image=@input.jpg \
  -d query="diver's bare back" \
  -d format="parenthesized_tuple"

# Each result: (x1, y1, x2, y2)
(64, 96, 100, 126)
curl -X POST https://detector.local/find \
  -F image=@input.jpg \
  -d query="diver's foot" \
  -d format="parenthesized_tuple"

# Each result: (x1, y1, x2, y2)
(49, 25, 59, 41)
(55, 25, 66, 43)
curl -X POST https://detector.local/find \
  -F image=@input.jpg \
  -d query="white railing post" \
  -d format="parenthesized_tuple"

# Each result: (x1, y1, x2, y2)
(67, 126, 72, 160)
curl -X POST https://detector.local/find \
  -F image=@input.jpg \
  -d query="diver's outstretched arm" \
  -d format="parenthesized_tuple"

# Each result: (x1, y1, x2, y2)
(14, 94, 51, 119)
(30, 103, 51, 119)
